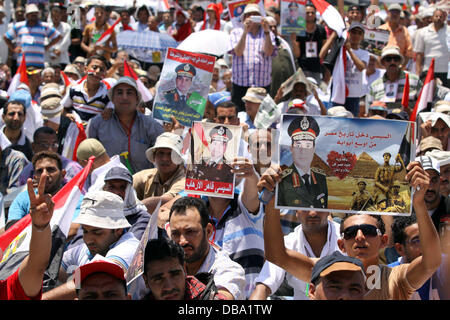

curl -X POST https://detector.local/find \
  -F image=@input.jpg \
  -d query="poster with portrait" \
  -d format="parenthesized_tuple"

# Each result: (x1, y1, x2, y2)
(275, 115, 415, 216)
(280, 0, 306, 36)
(361, 27, 390, 56)
(227, 0, 266, 28)
(152, 48, 216, 127)
(185, 122, 242, 199)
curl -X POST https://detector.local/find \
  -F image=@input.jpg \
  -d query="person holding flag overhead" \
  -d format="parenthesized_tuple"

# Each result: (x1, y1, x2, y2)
(81, 5, 117, 61)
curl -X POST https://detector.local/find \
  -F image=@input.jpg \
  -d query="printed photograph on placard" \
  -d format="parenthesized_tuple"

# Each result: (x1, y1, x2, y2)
(280, 0, 306, 36)
(152, 48, 216, 127)
(227, 0, 266, 28)
(185, 122, 242, 198)
(361, 27, 390, 56)
(275, 115, 415, 215)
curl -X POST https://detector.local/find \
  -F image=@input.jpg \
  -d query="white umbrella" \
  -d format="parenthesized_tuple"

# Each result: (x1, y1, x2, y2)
(177, 30, 230, 57)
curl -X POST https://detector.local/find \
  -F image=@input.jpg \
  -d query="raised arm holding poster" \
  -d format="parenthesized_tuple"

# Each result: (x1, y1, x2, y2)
(185, 122, 242, 199)
(227, 0, 266, 28)
(280, 0, 306, 36)
(152, 48, 216, 127)
(276, 115, 415, 216)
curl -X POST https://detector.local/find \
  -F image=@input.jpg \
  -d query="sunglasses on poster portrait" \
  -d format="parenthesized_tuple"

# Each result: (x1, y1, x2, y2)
(342, 224, 382, 240)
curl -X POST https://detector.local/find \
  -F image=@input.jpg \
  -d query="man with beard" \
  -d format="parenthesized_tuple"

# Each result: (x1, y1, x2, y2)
(277, 115, 327, 208)
(142, 238, 227, 300)
(42, 190, 139, 300)
(6, 151, 65, 229)
(168, 197, 246, 300)
(368, 46, 421, 111)
(417, 155, 450, 232)
(250, 209, 340, 300)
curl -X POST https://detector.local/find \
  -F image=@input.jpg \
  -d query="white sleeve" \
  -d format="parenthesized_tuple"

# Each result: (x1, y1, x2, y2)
(254, 259, 287, 295)
(211, 250, 247, 300)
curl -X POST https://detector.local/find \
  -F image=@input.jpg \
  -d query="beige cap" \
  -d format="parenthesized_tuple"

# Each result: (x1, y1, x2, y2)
(242, 87, 267, 104)
(420, 136, 443, 152)
(147, 65, 161, 81)
(40, 83, 63, 120)
(243, 3, 261, 16)
(145, 132, 184, 165)
(25, 4, 39, 15)
(73, 56, 86, 64)
(74, 191, 131, 229)
(388, 3, 402, 11)
(63, 64, 81, 79)
(381, 45, 404, 64)
(327, 106, 354, 118)
(76, 138, 107, 161)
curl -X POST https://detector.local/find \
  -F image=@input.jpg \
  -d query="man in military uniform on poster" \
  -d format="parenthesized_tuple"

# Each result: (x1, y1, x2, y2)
(285, 2, 300, 27)
(385, 183, 407, 213)
(163, 63, 202, 118)
(349, 180, 374, 211)
(277, 116, 328, 208)
(189, 125, 234, 183)
(373, 152, 404, 205)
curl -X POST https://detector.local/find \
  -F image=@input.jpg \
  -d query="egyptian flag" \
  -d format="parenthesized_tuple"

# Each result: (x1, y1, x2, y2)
(331, 42, 348, 105)
(0, 157, 94, 289)
(401, 73, 410, 111)
(122, 22, 134, 31)
(410, 58, 435, 122)
(123, 61, 153, 102)
(95, 18, 121, 46)
(7, 55, 29, 97)
(60, 71, 72, 87)
(61, 113, 87, 161)
(310, 0, 346, 37)
(159, 0, 171, 13)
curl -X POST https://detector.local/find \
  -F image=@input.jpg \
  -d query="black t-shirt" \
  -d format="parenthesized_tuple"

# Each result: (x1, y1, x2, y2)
(69, 28, 85, 62)
(296, 24, 327, 73)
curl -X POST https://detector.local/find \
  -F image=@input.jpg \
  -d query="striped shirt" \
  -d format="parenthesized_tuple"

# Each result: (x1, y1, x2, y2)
(367, 70, 421, 110)
(61, 79, 113, 121)
(61, 231, 139, 272)
(204, 193, 265, 299)
(228, 27, 277, 87)
(5, 20, 60, 68)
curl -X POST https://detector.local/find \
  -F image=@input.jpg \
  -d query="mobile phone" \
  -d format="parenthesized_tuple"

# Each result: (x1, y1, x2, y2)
(250, 16, 262, 23)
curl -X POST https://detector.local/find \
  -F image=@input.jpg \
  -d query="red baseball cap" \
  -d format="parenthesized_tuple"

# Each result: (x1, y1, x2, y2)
(74, 258, 126, 285)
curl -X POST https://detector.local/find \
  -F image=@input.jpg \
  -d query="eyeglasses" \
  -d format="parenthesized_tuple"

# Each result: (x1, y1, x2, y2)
(342, 224, 381, 240)
(36, 142, 59, 149)
(383, 56, 401, 63)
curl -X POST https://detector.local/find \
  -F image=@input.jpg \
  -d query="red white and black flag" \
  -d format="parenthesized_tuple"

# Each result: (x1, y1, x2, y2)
(0, 157, 94, 290)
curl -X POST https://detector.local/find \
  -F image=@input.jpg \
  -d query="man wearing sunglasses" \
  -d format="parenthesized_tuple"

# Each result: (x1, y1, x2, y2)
(367, 46, 421, 111)
(260, 160, 441, 300)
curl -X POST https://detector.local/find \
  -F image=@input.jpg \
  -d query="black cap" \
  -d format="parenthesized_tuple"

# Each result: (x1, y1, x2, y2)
(287, 116, 320, 141)
(311, 251, 365, 284)
(387, 108, 408, 121)
(104, 167, 133, 184)
(175, 63, 196, 78)
(210, 125, 233, 143)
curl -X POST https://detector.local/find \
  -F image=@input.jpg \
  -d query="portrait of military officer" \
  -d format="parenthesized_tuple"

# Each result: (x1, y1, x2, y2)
(188, 125, 234, 183)
(285, 2, 300, 27)
(373, 152, 404, 205)
(349, 180, 374, 211)
(277, 116, 328, 208)
(163, 63, 202, 117)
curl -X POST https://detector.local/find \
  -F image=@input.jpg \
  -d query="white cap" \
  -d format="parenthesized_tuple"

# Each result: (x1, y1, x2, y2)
(416, 155, 440, 175)
(145, 132, 184, 165)
(25, 4, 39, 15)
(74, 191, 131, 229)
(425, 150, 450, 168)
(327, 106, 354, 118)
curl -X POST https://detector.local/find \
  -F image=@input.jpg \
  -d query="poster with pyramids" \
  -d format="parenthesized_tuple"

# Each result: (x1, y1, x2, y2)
(275, 114, 415, 216)
(152, 48, 216, 127)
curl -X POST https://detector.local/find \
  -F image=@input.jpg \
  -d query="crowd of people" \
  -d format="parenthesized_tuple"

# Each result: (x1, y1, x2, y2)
(0, 0, 449, 302)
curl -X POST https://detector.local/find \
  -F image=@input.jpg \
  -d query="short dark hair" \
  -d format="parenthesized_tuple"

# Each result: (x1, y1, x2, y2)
(392, 213, 417, 245)
(143, 238, 185, 275)
(86, 55, 108, 69)
(3, 100, 26, 116)
(340, 213, 386, 235)
(169, 196, 211, 228)
(33, 126, 57, 142)
(215, 101, 238, 117)
(32, 150, 63, 171)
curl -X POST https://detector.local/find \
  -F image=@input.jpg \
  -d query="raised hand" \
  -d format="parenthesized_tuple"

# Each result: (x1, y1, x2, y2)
(27, 173, 54, 231)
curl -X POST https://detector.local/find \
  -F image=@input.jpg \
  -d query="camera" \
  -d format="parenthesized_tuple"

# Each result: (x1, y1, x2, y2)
(250, 16, 262, 23)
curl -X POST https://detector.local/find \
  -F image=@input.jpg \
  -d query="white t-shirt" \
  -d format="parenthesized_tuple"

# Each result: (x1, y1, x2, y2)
(345, 48, 370, 98)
